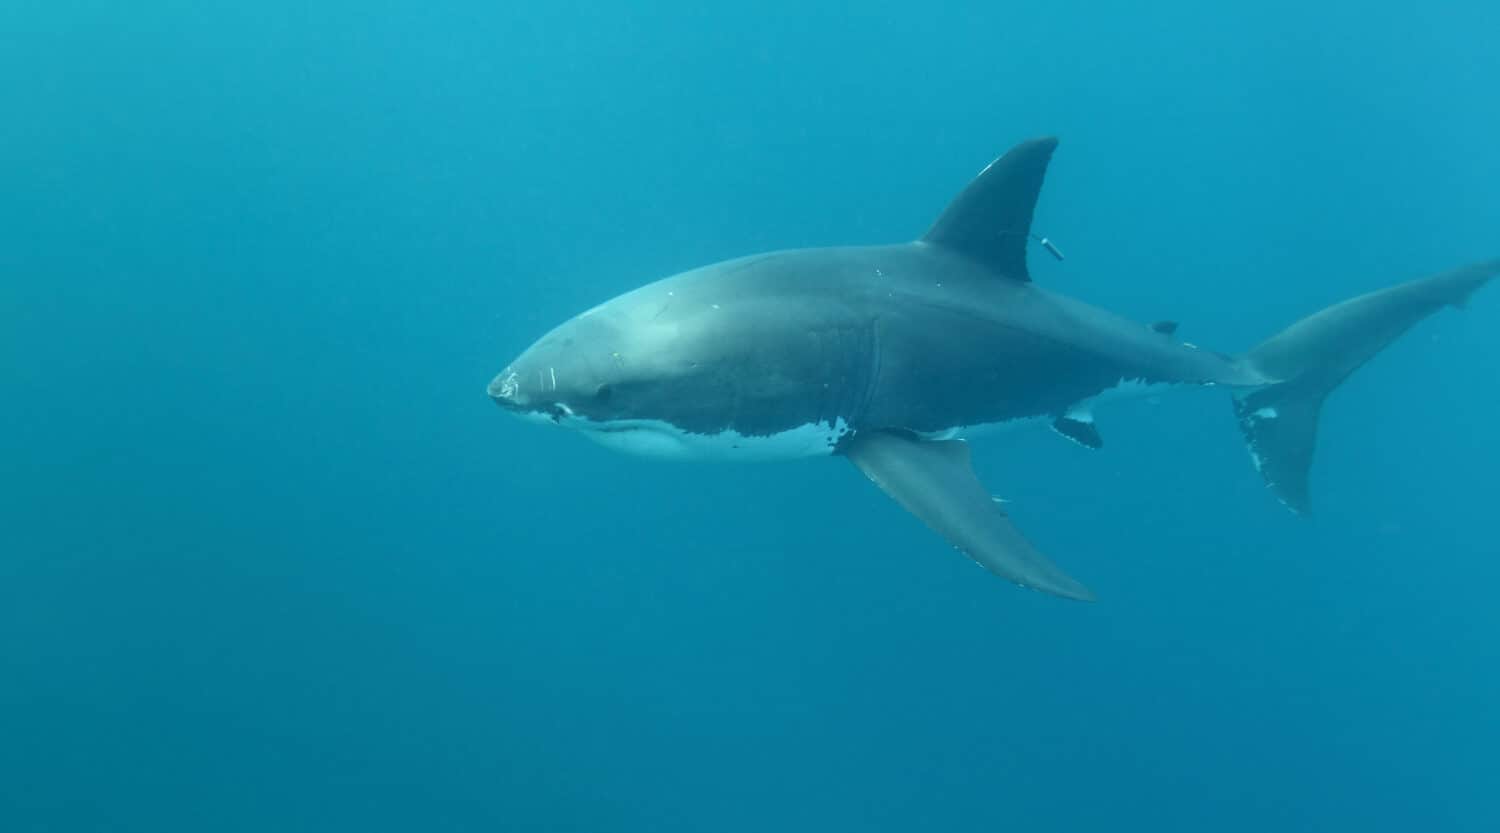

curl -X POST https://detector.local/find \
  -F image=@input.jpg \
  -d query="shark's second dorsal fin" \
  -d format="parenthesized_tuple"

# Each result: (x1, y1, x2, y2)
(920, 137, 1058, 282)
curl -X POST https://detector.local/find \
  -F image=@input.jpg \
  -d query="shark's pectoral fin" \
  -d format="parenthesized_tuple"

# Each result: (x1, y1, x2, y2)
(843, 430, 1095, 602)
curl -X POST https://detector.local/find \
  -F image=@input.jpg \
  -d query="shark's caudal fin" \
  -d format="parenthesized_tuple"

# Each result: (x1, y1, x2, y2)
(1237, 259, 1500, 513)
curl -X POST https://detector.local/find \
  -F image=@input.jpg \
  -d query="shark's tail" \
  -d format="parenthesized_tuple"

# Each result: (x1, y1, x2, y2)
(1235, 259, 1499, 513)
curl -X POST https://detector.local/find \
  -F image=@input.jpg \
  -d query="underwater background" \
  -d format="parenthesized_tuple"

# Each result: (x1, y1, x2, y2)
(4, 1, 1499, 830)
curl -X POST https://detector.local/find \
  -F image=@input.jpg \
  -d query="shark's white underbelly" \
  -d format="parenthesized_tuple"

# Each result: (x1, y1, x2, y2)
(575, 377, 1209, 460)
(580, 416, 853, 461)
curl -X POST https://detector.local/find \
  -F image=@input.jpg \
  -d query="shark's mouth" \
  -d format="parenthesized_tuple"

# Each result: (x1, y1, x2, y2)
(507, 400, 577, 428)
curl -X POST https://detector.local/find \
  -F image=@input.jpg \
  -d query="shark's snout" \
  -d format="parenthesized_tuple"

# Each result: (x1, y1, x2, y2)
(487, 369, 523, 409)
(487, 367, 574, 425)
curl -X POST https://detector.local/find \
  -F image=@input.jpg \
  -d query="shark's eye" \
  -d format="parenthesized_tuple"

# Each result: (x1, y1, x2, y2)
(594, 383, 614, 403)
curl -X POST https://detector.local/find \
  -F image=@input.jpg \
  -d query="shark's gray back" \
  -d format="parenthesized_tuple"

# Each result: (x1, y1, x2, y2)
(658, 242, 1262, 437)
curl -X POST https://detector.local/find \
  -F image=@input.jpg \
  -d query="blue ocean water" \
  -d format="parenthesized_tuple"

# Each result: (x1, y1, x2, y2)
(4, 1, 1498, 830)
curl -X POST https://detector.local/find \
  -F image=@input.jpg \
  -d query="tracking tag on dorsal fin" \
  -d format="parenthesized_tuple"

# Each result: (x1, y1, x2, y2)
(920, 137, 1058, 282)
(1150, 320, 1179, 336)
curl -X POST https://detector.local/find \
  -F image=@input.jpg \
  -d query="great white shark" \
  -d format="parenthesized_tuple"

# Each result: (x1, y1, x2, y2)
(488, 138, 1496, 601)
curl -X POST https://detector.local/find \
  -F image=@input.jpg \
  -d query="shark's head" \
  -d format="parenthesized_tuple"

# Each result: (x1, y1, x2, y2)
(488, 280, 754, 457)
(487, 302, 656, 429)
(488, 260, 859, 460)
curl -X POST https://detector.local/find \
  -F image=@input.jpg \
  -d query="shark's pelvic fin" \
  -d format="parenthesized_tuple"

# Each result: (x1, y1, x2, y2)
(1238, 258, 1500, 513)
(1052, 415, 1103, 450)
(843, 429, 1094, 602)
(920, 137, 1058, 282)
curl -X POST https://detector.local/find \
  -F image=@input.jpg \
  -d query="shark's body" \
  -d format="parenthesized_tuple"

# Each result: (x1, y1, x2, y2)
(490, 138, 1496, 601)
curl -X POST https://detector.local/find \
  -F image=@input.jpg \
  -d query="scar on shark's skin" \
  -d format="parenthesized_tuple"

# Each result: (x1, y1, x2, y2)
(488, 137, 1498, 602)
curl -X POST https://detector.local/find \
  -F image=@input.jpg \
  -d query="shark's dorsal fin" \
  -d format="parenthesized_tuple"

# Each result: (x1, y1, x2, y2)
(920, 137, 1058, 282)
